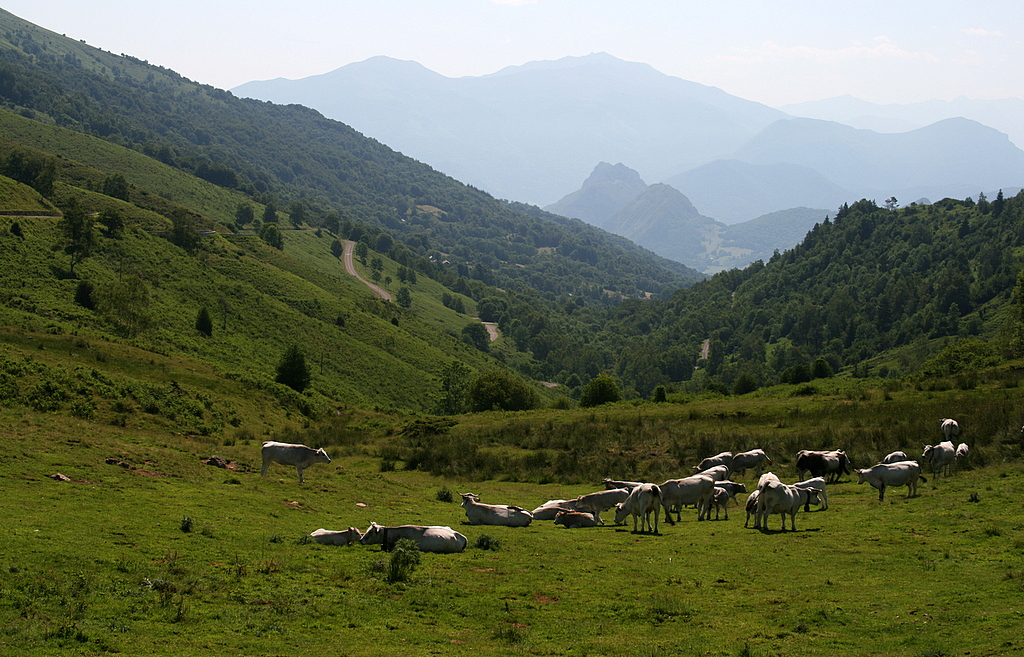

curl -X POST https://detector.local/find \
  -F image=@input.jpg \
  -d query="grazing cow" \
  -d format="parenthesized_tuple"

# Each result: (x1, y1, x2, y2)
(360, 522, 467, 553)
(796, 449, 851, 482)
(730, 449, 772, 478)
(460, 493, 533, 527)
(574, 488, 630, 524)
(744, 490, 760, 528)
(530, 499, 581, 520)
(710, 486, 732, 520)
(694, 464, 731, 482)
(922, 441, 955, 476)
(554, 510, 599, 528)
(613, 483, 661, 533)
(882, 451, 908, 464)
(308, 527, 363, 546)
(260, 441, 331, 483)
(857, 461, 924, 501)
(754, 480, 821, 531)
(941, 418, 960, 440)
(712, 480, 748, 506)
(603, 478, 644, 490)
(693, 451, 733, 474)
(955, 443, 969, 461)
(793, 476, 829, 510)
(659, 475, 716, 523)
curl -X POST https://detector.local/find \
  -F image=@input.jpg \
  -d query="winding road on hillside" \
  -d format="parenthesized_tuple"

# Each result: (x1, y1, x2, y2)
(342, 240, 392, 302)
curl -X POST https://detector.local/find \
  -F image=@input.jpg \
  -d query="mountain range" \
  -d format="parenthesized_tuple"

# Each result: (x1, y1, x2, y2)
(548, 163, 826, 272)
(234, 53, 1024, 227)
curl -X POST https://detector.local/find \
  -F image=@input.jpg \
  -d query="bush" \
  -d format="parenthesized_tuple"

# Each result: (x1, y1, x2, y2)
(579, 374, 622, 408)
(275, 344, 311, 393)
(475, 534, 501, 551)
(467, 370, 539, 412)
(436, 487, 453, 503)
(386, 539, 421, 583)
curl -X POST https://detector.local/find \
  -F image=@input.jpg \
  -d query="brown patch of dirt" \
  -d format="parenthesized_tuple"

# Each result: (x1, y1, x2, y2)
(533, 593, 559, 604)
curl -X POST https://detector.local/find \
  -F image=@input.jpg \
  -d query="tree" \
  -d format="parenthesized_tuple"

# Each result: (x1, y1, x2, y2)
(330, 239, 343, 258)
(169, 208, 201, 254)
(355, 241, 369, 265)
(578, 373, 622, 407)
(97, 275, 151, 337)
(884, 196, 898, 211)
(288, 201, 307, 227)
(98, 208, 124, 238)
(235, 203, 254, 228)
(195, 307, 213, 337)
(462, 322, 490, 352)
(467, 370, 539, 412)
(101, 173, 130, 201)
(396, 287, 413, 309)
(435, 361, 470, 415)
(259, 222, 284, 249)
(262, 200, 278, 225)
(56, 197, 95, 275)
(276, 344, 311, 392)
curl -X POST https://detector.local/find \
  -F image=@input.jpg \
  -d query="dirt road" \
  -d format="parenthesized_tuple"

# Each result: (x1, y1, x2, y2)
(342, 240, 392, 302)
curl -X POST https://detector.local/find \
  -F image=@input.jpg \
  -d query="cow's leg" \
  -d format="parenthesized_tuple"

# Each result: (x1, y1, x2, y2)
(878, 483, 885, 501)
(260, 459, 270, 477)
(296, 465, 305, 483)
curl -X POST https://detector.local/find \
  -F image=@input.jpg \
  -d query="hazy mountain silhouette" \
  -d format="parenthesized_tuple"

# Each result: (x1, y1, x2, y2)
(780, 95, 1024, 149)
(663, 160, 848, 225)
(233, 53, 786, 207)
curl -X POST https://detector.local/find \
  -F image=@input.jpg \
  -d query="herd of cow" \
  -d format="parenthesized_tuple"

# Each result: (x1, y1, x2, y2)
(259, 418, 971, 553)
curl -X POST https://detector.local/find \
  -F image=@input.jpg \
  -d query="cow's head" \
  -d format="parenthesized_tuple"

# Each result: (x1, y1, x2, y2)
(459, 492, 479, 506)
(359, 522, 383, 545)
(316, 447, 331, 463)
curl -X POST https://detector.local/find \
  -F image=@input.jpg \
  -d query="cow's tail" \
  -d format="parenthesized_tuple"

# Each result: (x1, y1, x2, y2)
(918, 474, 928, 483)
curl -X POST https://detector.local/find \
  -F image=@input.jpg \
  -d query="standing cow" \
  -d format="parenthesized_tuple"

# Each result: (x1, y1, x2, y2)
(922, 441, 955, 476)
(940, 418, 960, 440)
(730, 449, 772, 478)
(857, 461, 925, 501)
(260, 441, 331, 483)
(613, 483, 662, 533)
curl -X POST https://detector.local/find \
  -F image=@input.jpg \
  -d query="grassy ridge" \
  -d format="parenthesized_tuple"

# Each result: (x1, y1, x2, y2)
(1, 402, 1022, 656)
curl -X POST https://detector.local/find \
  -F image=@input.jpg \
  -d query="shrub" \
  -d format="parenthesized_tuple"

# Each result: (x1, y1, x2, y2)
(275, 345, 311, 393)
(579, 374, 622, 408)
(467, 370, 539, 412)
(436, 487, 453, 503)
(386, 539, 421, 583)
(475, 534, 501, 551)
(179, 516, 194, 533)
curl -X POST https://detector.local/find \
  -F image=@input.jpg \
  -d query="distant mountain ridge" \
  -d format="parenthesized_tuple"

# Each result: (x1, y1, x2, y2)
(547, 163, 826, 272)
(236, 54, 1024, 220)
(233, 53, 787, 207)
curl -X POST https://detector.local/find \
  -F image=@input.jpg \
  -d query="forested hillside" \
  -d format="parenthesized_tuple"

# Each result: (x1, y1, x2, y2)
(2, 7, 1024, 415)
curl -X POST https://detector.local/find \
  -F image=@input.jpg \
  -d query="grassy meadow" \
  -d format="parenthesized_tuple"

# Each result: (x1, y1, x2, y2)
(2, 376, 1023, 656)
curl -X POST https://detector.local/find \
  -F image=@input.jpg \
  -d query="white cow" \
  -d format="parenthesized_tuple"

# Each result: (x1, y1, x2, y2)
(659, 475, 716, 523)
(603, 478, 644, 490)
(693, 451, 733, 473)
(793, 476, 829, 510)
(574, 488, 630, 524)
(940, 418, 960, 440)
(613, 483, 661, 533)
(530, 499, 581, 520)
(260, 441, 331, 483)
(694, 464, 731, 482)
(360, 522, 467, 553)
(955, 443, 969, 460)
(554, 510, 599, 528)
(730, 449, 772, 478)
(710, 486, 732, 520)
(754, 480, 821, 531)
(857, 461, 924, 501)
(881, 451, 908, 464)
(308, 527, 362, 546)
(460, 493, 533, 527)
(712, 480, 748, 505)
(922, 441, 955, 476)
(744, 490, 760, 528)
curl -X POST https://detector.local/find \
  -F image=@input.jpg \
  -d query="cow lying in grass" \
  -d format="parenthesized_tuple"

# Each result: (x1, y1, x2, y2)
(460, 493, 533, 527)
(360, 522, 467, 553)
(308, 527, 363, 546)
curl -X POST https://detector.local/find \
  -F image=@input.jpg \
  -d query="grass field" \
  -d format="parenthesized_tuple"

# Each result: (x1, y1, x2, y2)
(2, 403, 1022, 656)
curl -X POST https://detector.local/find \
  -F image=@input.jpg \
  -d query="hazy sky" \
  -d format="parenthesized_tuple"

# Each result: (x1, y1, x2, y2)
(5, 0, 1022, 106)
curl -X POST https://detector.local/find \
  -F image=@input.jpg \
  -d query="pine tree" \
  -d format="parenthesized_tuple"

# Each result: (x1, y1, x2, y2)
(276, 345, 311, 392)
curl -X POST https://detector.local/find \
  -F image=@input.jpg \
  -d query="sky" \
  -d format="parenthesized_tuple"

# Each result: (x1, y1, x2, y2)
(4, 0, 1022, 107)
